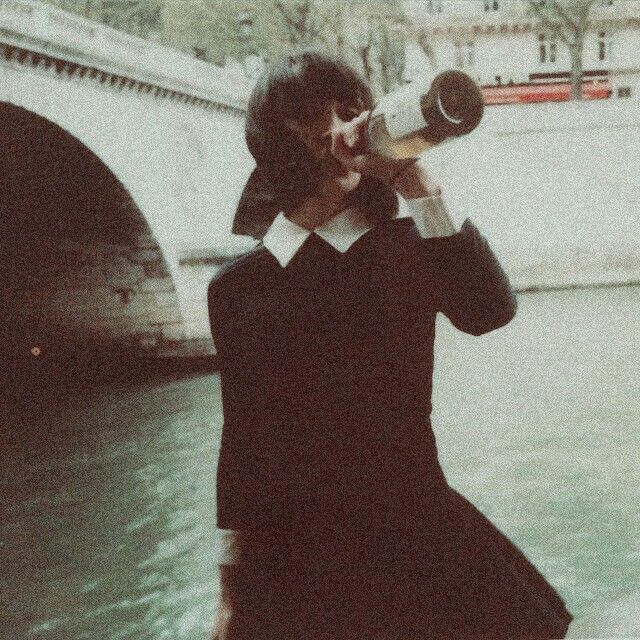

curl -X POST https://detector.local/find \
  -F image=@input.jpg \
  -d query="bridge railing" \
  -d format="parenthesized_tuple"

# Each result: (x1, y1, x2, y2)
(0, 0, 252, 110)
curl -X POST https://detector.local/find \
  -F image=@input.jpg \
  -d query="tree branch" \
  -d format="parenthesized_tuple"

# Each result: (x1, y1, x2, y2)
(359, 27, 374, 82)
(528, 1, 572, 45)
(551, 2, 579, 37)
(312, 1, 340, 43)
(576, 0, 598, 31)
(274, 0, 305, 42)
(416, 27, 437, 67)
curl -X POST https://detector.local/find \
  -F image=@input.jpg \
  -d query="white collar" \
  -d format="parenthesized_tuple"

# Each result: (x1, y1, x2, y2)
(262, 209, 373, 268)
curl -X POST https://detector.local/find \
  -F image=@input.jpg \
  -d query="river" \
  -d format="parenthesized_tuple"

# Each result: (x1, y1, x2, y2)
(1, 286, 639, 639)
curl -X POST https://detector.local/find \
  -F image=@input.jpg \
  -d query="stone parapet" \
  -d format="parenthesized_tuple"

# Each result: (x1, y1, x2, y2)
(0, 0, 252, 111)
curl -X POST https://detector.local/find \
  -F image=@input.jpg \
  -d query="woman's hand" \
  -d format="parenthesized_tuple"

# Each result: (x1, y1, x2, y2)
(211, 600, 232, 640)
(330, 110, 443, 200)
(211, 561, 237, 639)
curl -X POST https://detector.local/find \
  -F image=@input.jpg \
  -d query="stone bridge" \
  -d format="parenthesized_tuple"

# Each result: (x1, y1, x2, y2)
(1, 0, 257, 387)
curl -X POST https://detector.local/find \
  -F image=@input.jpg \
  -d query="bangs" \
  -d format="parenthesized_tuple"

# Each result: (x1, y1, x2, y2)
(256, 51, 373, 127)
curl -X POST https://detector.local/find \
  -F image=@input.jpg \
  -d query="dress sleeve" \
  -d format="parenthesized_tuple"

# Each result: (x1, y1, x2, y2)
(207, 275, 289, 533)
(413, 214, 518, 336)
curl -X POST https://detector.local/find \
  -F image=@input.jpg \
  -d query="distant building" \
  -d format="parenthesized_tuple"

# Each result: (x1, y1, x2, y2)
(402, 0, 639, 103)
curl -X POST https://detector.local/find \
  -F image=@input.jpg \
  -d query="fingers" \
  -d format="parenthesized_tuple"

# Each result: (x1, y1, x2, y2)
(328, 110, 426, 192)
(330, 131, 355, 166)
(348, 110, 370, 150)
(350, 154, 418, 184)
(329, 110, 369, 165)
(342, 116, 361, 149)
(212, 602, 232, 640)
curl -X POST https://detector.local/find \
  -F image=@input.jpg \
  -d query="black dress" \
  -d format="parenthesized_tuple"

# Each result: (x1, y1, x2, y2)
(208, 217, 573, 639)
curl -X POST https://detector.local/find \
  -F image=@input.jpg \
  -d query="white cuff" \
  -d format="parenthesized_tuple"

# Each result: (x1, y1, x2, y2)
(214, 528, 241, 565)
(405, 193, 459, 238)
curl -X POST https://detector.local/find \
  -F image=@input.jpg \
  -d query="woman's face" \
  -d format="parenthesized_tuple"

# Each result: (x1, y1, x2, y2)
(285, 99, 369, 194)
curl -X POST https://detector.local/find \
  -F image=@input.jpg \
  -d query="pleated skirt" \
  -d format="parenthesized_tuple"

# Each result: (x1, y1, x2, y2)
(222, 487, 573, 640)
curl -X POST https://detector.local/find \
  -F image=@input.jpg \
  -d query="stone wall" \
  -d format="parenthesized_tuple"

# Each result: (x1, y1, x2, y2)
(5, 232, 194, 366)
(45, 232, 191, 357)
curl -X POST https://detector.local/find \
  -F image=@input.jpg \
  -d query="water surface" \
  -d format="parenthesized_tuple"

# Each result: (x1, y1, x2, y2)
(1, 286, 638, 639)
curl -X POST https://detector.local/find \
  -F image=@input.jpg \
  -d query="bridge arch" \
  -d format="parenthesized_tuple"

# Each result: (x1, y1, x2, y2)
(1, 101, 186, 396)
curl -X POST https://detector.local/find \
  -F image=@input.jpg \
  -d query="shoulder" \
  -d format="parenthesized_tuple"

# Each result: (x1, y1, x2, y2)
(207, 244, 273, 307)
(363, 216, 423, 260)
(372, 216, 422, 243)
(378, 215, 477, 260)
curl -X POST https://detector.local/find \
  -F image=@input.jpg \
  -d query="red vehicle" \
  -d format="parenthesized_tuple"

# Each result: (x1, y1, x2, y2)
(481, 78, 612, 104)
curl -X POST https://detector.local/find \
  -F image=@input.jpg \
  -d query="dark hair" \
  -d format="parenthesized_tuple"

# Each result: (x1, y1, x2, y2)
(241, 50, 399, 233)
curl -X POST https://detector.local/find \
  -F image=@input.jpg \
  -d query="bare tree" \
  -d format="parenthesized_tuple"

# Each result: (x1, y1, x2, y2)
(414, 30, 438, 70)
(42, 0, 409, 95)
(528, 0, 598, 100)
(272, 0, 328, 47)
(230, 0, 408, 98)
(45, 0, 162, 38)
(160, 0, 213, 59)
(160, 0, 335, 67)
(99, 1, 163, 38)
(341, 0, 408, 98)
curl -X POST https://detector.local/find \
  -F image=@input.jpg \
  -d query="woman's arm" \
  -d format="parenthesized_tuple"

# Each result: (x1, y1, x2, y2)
(333, 112, 517, 335)
(208, 273, 286, 531)
(211, 586, 232, 640)
(412, 209, 517, 335)
(349, 149, 517, 336)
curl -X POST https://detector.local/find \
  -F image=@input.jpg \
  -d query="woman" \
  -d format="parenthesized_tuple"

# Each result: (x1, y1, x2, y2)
(208, 50, 572, 639)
